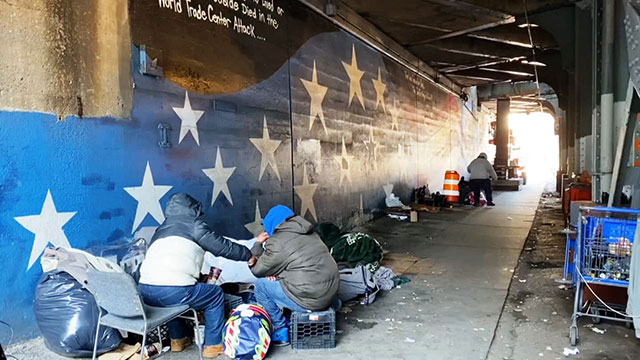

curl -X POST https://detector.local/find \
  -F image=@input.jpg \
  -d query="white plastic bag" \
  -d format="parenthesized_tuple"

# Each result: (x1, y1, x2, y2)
(385, 193, 405, 208)
(201, 237, 258, 284)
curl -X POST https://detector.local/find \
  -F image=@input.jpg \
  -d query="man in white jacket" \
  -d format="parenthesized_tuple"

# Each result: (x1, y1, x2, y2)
(467, 152, 498, 206)
(138, 193, 260, 358)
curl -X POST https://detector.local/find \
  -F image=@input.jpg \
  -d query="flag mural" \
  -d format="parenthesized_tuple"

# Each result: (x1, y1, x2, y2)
(0, 0, 490, 340)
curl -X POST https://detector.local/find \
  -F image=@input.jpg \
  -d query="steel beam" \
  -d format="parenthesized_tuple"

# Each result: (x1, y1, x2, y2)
(367, 16, 450, 32)
(374, 16, 540, 49)
(416, 44, 509, 60)
(420, 0, 513, 20)
(475, 67, 534, 77)
(599, 0, 615, 200)
(439, 58, 526, 73)
(477, 81, 556, 100)
(451, 68, 531, 82)
(448, 74, 506, 83)
(411, 36, 530, 60)
(406, 17, 515, 46)
(468, 33, 532, 48)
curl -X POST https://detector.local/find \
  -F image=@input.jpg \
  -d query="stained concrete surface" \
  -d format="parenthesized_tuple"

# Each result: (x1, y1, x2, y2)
(0, 0, 132, 118)
(486, 194, 640, 360)
(14, 183, 626, 360)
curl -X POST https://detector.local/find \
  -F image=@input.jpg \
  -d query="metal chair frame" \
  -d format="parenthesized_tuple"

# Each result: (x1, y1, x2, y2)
(88, 269, 203, 360)
(92, 307, 201, 360)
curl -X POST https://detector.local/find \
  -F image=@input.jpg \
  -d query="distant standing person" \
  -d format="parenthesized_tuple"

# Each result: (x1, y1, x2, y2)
(467, 152, 498, 207)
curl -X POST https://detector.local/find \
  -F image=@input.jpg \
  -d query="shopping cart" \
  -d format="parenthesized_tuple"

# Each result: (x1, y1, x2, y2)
(569, 206, 640, 345)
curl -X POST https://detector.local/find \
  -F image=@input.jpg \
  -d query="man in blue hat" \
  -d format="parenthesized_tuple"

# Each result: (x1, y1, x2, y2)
(250, 205, 339, 346)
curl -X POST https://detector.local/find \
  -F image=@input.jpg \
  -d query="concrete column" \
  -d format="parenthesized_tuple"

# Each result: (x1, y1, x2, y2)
(494, 98, 510, 179)
(558, 112, 566, 173)
(600, 0, 616, 199)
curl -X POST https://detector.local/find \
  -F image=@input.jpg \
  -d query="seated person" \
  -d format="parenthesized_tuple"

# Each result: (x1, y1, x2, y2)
(249, 205, 339, 346)
(138, 193, 257, 358)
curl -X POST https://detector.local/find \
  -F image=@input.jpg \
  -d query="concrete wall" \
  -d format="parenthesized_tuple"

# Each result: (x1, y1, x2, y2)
(0, 0, 489, 340)
(0, 0, 132, 117)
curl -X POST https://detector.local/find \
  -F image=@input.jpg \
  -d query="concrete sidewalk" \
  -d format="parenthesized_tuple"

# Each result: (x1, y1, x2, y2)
(8, 185, 542, 360)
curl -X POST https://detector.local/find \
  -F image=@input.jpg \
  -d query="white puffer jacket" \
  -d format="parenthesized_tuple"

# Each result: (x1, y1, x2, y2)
(137, 193, 252, 286)
(139, 236, 205, 286)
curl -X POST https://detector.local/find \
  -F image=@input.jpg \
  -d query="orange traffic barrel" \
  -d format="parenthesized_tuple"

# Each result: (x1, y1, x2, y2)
(443, 170, 460, 203)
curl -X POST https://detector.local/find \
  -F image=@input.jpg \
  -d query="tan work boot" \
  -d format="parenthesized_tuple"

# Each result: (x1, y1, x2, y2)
(170, 337, 192, 352)
(202, 344, 225, 358)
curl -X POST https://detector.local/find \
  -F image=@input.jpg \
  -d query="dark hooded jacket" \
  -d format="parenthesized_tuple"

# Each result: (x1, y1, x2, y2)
(139, 193, 251, 286)
(251, 215, 340, 310)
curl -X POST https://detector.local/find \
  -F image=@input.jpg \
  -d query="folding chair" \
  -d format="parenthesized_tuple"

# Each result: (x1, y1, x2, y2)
(86, 270, 202, 360)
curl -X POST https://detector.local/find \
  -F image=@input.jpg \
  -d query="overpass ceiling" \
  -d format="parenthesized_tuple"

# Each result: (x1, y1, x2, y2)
(341, 0, 574, 87)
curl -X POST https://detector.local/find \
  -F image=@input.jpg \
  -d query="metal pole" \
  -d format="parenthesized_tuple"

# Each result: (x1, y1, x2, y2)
(591, 0, 600, 201)
(599, 0, 615, 202)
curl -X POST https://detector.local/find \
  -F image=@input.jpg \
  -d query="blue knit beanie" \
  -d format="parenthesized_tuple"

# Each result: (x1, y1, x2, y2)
(263, 205, 294, 236)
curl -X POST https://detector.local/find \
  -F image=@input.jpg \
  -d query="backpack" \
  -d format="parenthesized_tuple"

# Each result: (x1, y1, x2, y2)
(337, 265, 380, 305)
(223, 304, 272, 359)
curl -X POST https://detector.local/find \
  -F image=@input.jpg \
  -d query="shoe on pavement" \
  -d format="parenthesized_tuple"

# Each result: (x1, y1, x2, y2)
(170, 337, 192, 352)
(487, 202, 496, 206)
(272, 327, 290, 347)
(203, 344, 225, 358)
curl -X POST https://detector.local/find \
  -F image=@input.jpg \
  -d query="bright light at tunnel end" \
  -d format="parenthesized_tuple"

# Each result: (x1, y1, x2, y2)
(509, 112, 559, 185)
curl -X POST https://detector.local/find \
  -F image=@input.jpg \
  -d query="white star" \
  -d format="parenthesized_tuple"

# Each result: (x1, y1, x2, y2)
(383, 183, 394, 197)
(372, 67, 387, 113)
(202, 147, 236, 206)
(244, 200, 265, 236)
(15, 190, 77, 270)
(173, 91, 205, 146)
(249, 116, 282, 181)
(342, 45, 365, 109)
(363, 125, 382, 171)
(295, 165, 319, 222)
(334, 137, 354, 187)
(124, 162, 173, 233)
(300, 61, 329, 134)
(389, 98, 400, 131)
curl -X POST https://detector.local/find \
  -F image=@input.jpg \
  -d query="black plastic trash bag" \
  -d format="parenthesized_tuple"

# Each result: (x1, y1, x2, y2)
(34, 271, 121, 357)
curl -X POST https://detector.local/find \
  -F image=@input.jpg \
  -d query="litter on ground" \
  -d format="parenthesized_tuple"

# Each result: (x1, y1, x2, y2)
(563, 347, 579, 356)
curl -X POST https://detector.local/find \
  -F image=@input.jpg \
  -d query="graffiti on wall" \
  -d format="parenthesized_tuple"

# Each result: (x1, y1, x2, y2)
(0, 0, 489, 340)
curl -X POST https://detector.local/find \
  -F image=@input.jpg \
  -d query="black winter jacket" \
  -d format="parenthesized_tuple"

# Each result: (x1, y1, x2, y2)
(150, 193, 252, 261)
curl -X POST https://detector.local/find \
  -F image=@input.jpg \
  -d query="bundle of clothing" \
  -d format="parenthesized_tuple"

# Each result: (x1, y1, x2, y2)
(315, 223, 383, 272)
(315, 223, 405, 304)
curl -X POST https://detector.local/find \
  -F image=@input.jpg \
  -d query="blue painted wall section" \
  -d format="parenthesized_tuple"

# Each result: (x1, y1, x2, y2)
(0, 0, 489, 341)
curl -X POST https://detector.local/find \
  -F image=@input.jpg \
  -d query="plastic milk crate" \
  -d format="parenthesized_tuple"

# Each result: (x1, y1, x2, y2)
(224, 294, 244, 313)
(290, 308, 336, 349)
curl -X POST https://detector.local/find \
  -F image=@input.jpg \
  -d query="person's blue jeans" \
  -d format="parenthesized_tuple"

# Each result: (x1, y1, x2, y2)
(139, 283, 224, 346)
(253, 278, 307, 330)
